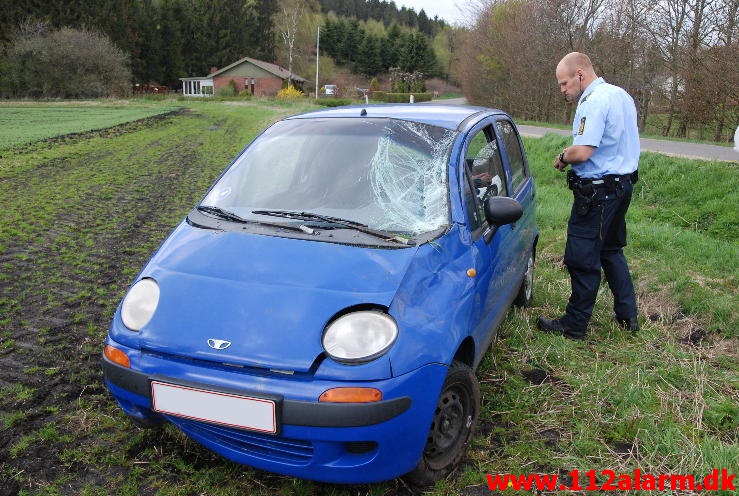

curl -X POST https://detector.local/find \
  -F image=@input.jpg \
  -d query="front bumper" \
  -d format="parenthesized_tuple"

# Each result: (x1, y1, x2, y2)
(102, 343, 448, 483)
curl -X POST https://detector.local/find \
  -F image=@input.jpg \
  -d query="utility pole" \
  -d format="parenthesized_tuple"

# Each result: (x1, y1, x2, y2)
(315, 26, 320, 100)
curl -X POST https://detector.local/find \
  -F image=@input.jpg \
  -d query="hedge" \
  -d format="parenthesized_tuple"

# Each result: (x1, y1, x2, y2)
(372, 91, 433, 103)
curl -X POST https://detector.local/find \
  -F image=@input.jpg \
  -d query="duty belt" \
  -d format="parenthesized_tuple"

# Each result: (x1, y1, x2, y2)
(577, 173, 633, 186)
(567, 170, 638, 190)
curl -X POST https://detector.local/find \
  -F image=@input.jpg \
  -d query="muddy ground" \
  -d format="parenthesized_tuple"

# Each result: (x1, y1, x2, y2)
(2, 107, 735, 496)
(0, 111, 431, 496)
(1, 113, 251, 494)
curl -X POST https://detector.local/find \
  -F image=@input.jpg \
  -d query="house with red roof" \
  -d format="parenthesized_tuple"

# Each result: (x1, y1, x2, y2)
(180, 56, 307, 97)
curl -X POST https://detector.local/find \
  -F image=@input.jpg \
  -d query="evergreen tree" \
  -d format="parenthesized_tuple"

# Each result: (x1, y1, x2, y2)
(356, 34, 382, 75)
(399, 32, 437, 76)
(417, 9, 430, 36)
(381, 23, 402, 69)
(157, 0, 185, 86)
(338, 18, 363, 66)
(132, 0, 161, 83)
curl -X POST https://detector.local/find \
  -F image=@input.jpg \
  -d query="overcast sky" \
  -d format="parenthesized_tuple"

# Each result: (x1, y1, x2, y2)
(395, 0, 470, 26)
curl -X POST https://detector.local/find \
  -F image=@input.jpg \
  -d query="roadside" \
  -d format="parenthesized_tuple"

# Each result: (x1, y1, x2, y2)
(430, 97, 738, 162)
(517, 124, 739, 162)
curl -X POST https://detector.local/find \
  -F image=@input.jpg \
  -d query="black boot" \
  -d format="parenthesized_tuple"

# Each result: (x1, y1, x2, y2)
(536, 317, 586, 340)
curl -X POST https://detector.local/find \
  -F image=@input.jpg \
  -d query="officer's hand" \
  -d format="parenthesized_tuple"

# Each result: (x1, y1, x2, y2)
(554, 155, 568, 171)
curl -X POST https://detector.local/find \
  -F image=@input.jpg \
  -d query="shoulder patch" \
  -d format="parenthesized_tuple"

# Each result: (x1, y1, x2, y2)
(578, 117, 586, 135)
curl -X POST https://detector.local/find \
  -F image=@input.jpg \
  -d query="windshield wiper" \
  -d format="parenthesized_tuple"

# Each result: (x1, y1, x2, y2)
(252, 210, 415, 245)
(197, 205, 249, 223)
(196, 205, 317, 234)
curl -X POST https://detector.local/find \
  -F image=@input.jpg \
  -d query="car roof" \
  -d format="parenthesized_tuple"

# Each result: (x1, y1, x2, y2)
(287, 104, 505, 131)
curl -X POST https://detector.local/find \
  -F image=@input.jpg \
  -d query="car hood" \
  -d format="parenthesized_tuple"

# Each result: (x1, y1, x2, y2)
(136, 223, 417, 373)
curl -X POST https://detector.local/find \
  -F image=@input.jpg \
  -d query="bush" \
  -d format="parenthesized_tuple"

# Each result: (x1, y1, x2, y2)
(215, 85, 236, 98)
(1, 22, 131, 99)
(316, 98, 352, 107)
(372, 92, 433, 103)
(369, 77, 380, 93)
(276, 85, 304, 100)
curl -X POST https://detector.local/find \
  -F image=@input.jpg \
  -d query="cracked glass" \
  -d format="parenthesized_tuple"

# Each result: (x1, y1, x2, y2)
(201, 117, 457, 237)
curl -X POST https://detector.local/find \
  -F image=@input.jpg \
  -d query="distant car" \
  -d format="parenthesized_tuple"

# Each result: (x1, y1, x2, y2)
(323, 84, 338, 96)
(102, 104, 538, 485)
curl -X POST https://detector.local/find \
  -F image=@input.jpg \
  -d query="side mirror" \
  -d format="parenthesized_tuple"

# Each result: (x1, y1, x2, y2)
(484, 196, 523, 226)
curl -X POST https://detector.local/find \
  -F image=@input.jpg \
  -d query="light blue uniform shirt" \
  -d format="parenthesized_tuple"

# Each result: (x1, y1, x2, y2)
(571, 77, 640, 179)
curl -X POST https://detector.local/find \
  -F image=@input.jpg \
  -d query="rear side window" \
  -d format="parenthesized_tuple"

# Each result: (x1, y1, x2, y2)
(496, 120, 528, 193)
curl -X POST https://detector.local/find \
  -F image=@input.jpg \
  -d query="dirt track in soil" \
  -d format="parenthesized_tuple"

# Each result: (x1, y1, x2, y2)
(0, 110, 430, 496)
(0, 111, 228, 495)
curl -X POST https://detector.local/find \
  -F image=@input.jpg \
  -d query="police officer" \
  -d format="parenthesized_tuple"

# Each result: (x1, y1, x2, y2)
(537, 52, 639, 340)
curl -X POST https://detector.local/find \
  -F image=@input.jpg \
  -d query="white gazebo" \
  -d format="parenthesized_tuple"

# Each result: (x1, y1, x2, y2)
(181, 77, 214, 97)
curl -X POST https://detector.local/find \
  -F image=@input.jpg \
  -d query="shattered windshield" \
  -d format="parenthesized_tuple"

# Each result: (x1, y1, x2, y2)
(200, 117, 457, 237)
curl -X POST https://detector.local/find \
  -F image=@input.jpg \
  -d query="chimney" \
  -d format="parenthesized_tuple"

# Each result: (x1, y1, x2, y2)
(210, 66, 218, 74)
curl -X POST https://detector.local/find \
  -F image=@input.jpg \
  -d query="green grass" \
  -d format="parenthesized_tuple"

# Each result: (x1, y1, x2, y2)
(0, 100, 736, 495)
(0, 102, 181, 150)
(526, 134, 738, 336)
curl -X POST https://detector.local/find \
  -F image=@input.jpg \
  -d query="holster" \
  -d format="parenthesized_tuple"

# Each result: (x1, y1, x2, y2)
(567, 170, 594, 216)
(573, 183, 594, 215)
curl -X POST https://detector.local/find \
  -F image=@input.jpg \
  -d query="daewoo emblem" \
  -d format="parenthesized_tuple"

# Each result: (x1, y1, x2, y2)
(207, 339, 232, 350)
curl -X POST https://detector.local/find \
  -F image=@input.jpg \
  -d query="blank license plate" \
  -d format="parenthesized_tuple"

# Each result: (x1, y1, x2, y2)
(151, 381, 277, 434)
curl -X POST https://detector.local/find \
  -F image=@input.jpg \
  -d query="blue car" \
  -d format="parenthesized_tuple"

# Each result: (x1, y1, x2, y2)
(102, 104, 538, 485)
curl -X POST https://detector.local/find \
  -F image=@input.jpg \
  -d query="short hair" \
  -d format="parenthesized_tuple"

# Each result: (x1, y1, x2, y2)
(558, 52, 594, 75)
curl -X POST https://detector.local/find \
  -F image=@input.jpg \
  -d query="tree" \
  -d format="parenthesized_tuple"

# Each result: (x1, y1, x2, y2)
(458, 0, 562, 120)
(432, 27, 458, 83)
(417, 9, 431, 35)
(2, 23, 131, 98)
(356, 34, 383, 75)
(381, 23, 403, 69)
(710, 0, 739, 141)
(399, 32, 437, 76)
(275, 0, 306, 86)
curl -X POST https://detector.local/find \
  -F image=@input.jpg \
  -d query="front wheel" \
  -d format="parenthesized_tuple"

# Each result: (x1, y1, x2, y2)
(403, 361, 480, 486)
(513, 251, 535, 307)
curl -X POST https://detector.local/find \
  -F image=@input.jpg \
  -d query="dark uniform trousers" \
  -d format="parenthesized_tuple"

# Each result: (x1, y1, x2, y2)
(561, 176, 637, 332)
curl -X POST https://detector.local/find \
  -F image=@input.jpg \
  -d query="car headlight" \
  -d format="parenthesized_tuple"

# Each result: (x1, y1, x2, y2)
(121, 278, 160, 331)
(322, 311, 398, 363)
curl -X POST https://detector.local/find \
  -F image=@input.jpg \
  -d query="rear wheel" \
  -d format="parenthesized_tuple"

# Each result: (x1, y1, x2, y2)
(514, 251, 535, 307)
(403, 361, 480, 486)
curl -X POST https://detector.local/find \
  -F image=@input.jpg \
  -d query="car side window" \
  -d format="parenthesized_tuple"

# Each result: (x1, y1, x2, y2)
(463, 127, 508, 236)
(496, 120, 528, 193)
(462, 168, 482, 232)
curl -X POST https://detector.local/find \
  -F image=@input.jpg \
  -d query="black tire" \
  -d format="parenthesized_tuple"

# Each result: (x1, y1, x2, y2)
(403, 361, 480, 486)
(128, 414, 162, 429)
(513, 251, 535, 307)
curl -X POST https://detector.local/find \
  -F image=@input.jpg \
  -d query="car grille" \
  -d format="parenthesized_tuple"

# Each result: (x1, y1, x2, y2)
(171, 416, 314, 464)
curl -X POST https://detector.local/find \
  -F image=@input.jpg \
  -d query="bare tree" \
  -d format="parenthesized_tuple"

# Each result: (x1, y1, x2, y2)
(457, 0, 736, 141)
(275, 0, 306, 87)
(710, 0, 739, 141)
(458, 0, 569, 121)
(644, 1, 679, 134)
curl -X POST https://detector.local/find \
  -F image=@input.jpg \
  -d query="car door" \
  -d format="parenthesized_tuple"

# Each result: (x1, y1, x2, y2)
(493, 118, 536, 277)
(460, 122, 518, 353)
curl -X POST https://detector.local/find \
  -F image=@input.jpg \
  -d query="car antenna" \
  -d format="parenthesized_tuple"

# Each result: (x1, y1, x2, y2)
(360, 108, 367, 116)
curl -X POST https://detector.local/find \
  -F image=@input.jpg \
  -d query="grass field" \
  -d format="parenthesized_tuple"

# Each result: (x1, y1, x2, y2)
(0, 102, 181, 150)
(0, 100, 736, 495)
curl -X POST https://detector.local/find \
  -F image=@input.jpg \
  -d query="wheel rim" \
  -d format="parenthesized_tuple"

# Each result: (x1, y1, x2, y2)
(423, 384, 472, 468)
(524, 255, 534, 300)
